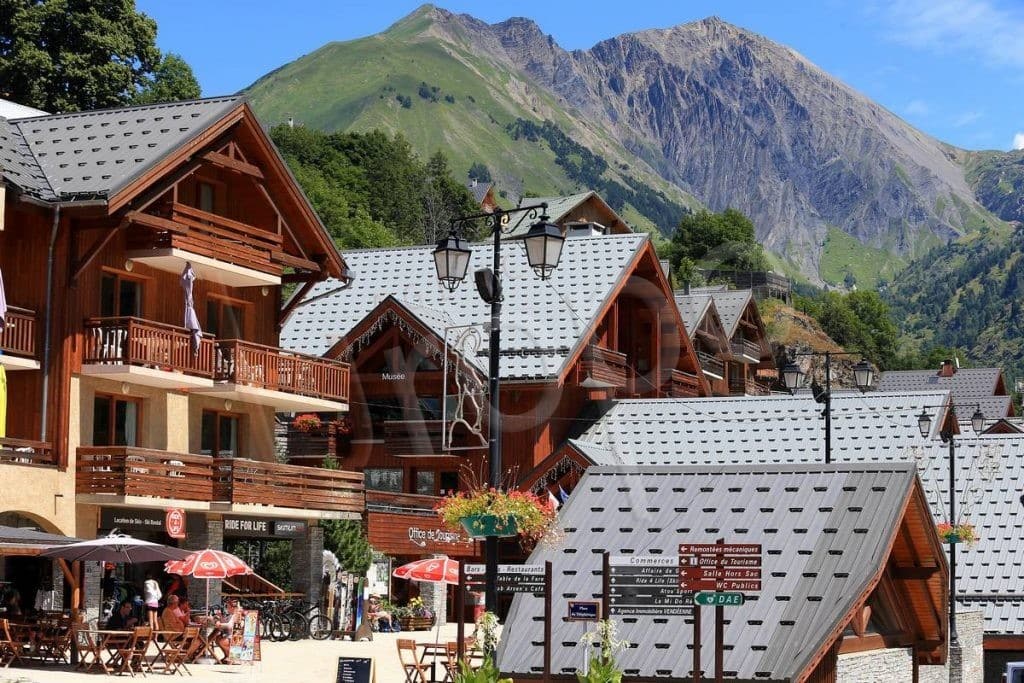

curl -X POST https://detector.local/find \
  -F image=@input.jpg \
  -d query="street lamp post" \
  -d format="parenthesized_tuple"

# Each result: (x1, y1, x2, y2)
(782, 351, 874, 463)
(432, 203, 564, 623)
(916, 404, 985, 643)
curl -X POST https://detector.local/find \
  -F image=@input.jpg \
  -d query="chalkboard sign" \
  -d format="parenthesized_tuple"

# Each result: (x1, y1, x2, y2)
(336, 656, 374, 683)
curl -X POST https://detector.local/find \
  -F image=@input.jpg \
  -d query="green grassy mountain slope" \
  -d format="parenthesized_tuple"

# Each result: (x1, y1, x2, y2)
(963, 149, 1024, 224)
(245, 8, 701, 227)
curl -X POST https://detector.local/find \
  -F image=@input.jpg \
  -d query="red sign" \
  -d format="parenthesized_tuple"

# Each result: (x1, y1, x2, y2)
(680, 579, 762, 592)
(680, 555, 762, 568)
(680, 568, 761, 581)
(165, 508, 186, 539)
(679, 543, 761, 556)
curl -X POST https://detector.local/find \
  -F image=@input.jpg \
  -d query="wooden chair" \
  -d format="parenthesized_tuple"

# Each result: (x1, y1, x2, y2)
(115, 625, 152, 676)
(396, 638, 430, 683)
(160, 626, 199, 676)
(0, 619, 17, 668)
(441, 641, 460, 682)
(73, 626, 104, 673)
(37, 617, 72, 664)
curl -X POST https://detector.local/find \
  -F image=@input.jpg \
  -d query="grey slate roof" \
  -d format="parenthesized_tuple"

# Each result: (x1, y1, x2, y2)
(466, 180, 492, 205)
(498, 462, 919, 682)
(1, 96, 242, 201)
(674, 293, 713, 333)
(877, 368, 1009, 417)
(504, 191, 626, 237)
(569, 393, 1024, 635)
(282, 233, 650, 381)
(688, 287, 753, 337)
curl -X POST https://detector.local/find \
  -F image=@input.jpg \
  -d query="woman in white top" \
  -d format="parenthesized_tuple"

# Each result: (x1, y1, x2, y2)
(143, 572, 162, 630)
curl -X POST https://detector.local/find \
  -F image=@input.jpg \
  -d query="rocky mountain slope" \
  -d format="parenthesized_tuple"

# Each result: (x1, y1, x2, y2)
(246, 5, 1006, 284)
(963, 149, 1024, 224)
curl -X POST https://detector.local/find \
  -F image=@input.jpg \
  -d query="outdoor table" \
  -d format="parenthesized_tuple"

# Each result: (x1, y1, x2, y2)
(418, 642, 447, 683)
(77, 629, 132, 675)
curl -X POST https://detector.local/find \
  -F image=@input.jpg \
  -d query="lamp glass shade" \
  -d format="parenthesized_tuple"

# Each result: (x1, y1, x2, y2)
(433, 235, 471, 291)
(522, 220, 564, 280)
(917, 410, 932, 439)
(853, 359, 874, 390)
(782, 361, 805, 391)
(971, 409, 985, 436)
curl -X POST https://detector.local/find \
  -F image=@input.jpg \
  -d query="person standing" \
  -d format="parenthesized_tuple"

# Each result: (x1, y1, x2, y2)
(143, 572, 162, 630)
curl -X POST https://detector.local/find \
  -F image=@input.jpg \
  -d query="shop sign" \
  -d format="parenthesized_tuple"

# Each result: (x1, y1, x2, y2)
(366, 512, 477, 556)
(165, 508, 186, 539)
(223, 516, 307, 538)
(100, 508, 166, 532)
(407, 526, 467, 547)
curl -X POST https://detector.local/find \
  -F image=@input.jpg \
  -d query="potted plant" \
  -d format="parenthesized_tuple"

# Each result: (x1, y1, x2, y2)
(576, 618, 630, 683)
(937, 521, 978, 547)
(436, 487, 556, 541)
(292, 413, 322, 433)
(396, 597, 434, 631)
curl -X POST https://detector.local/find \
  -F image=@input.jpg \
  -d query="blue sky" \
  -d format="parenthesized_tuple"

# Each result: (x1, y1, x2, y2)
(138, 0, 1024, 152)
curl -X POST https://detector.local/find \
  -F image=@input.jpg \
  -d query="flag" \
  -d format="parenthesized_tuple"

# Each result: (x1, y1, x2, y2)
(558, 485, 570, 503)
(547, 489, 560, 510)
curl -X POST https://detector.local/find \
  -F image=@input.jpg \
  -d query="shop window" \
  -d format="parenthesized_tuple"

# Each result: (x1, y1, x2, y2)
(201, 411, 240, 457)
(207, 299, 244, 339)
(415, 470, 436, 496)
(93, 395, 140, 447)
(365, 468, 403, 492)
(100, 273, 143, 318)
(439, 471, 459, 496)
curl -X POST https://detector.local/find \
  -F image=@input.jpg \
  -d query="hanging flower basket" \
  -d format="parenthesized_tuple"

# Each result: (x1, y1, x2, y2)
(937, 522, 978, 547)
(292, 413, 322, 433)
(436, 487, 556, 542)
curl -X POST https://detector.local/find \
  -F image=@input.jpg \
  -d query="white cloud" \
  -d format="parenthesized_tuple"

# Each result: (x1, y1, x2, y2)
(952, 110, 983, 127)
(881, 0, 1024, 70)
(904, 99, 930, 117)
(1013, 132, 1024, 150)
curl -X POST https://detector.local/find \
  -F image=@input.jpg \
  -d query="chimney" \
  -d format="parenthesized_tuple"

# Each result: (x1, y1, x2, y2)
(287, 116, 294, 129)
(683, 280, 690, 295)
(939, 359, 956, 377)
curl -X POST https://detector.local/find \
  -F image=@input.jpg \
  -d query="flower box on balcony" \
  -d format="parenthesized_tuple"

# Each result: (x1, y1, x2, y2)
(459, 514, 519, 538)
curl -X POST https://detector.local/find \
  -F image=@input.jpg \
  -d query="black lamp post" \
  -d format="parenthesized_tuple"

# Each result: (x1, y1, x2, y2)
(916, 404, 985, 643)
(432, 203, 564, 625)
(782, 351, 874, 463)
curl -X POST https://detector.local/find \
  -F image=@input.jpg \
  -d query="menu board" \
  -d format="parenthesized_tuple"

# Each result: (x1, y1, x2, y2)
(336, 657, 374, 683)
(228, 609, 261, 663)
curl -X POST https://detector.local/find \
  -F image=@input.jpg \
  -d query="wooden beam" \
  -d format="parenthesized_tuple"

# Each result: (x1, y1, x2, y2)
(125, 210, 187, 235)
(277, 279, 318, 331)
(202, 150, 264, 178)
(72, 219, 128, 282)
(893, 566, 941, 580)
(253, 181, 311, 261)
(985, 635, 1024, 650)
(57, 558, 75, 585)
(272, 250, 321, 272)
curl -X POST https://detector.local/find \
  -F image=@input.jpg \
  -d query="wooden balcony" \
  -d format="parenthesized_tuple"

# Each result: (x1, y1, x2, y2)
(126, 202, 283, 288)
(366, 489, 441, 515)
(663, 368, 701, 398)
(0, 307, 40, 370)
(697, 351, 725, 379)
(577, 345, 629, 389)
(0, 438, 55, 467)
(81, 317, 216, 389)
(729, 376, 771, 396)
(383, 420, 444, 456)
(195, 339, 350, 412)
(77, 448, 365, 518)
(731, 338, 764, 363)
(213, 458, 363, 516)
(76, 447, 214, 502)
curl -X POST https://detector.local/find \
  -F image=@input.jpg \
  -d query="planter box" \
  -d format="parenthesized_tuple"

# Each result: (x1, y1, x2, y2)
(399, 615, 434, 631)
(460, 514, 519, 538)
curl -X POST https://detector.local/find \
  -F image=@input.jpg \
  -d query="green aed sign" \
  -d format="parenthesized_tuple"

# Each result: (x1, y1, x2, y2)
(694, 591, 745, 607)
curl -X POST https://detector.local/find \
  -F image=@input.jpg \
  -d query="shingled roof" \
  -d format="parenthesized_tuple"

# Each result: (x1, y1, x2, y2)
(282, 233, 651, 381)
(675, 293, 714, 333)
(568, 393, 1024, 636)
(877, 367, 1011, 418)
(0, 96, 242, 201)
(687, 286, 753, 337)
(498, 462, 942, 681)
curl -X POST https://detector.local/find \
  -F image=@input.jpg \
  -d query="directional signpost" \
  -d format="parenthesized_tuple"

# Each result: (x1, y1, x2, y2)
(606, 555, 693, 617)
(679, 540, 762, 683)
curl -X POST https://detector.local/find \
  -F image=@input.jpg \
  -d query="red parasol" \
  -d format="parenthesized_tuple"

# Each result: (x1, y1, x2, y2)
(392, 557, 460, 585)
(166, 548, 253, 579)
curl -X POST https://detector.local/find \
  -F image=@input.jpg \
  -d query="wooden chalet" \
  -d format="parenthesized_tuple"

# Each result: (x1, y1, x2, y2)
(281, 230, 708, 600)
(504, 191, 632, 237)
(0, 96, 360, 608)
(466, 179, 497, 213)
(675, 292, 731, 395)
(680, 286, 774, 396)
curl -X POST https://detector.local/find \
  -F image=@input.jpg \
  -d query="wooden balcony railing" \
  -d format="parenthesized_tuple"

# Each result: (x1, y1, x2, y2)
(578, 345, 629, 388)
(663, 368, 701, 398)
(0, 307, 37, 358)
(214, 340, 350, 403)
(697, 351, 725, 378)
(731, 338, 763, 362)
(76, 447, 214, 501)
(213, 458, 363, 514)
(728, 376, 771, 396)
(366, 489, 442, 515)
(127, 203, 283, 276)
(83, 317, 215, 378)
(0, 437, 55, 467)
(383, 420, 445, 456)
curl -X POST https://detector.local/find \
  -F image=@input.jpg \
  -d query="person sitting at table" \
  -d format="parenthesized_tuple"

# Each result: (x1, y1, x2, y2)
(211, 597, 242, 664)
(367, 595, 398, 632)
(106, 599, 139, 630)
(161, 594, 186, 631)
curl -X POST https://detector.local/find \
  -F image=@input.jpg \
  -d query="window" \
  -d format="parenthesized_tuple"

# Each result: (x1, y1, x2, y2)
(206, 299, 244, 339)
(415, 470, 436, 496)
(93, 395, 140, 447)
(201, 411, 239, 457)
(417, 398, 442, 421)
(100, 273, 143, 318)
(198, 182, 215, 212)
(439, 471, 459, 496)
(367, 398, 404, 425)
(364, 468, 403, 493)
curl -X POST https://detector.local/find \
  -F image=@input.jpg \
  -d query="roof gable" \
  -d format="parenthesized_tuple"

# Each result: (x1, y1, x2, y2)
(498, 462, 930, 681)
(877, 368, 1010, 417)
